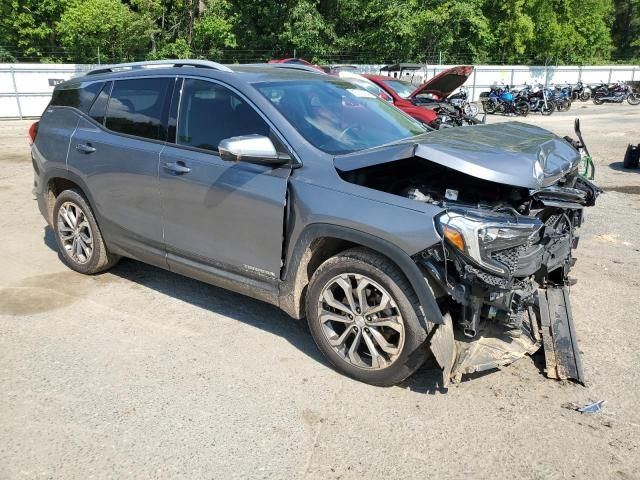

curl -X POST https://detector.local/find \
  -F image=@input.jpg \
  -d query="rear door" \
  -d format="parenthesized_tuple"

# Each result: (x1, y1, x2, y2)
(67, 77, 174, 263)
(158, 77, 291, 294)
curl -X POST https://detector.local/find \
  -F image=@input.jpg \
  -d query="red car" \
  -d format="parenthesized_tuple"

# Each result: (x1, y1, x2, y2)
(268, 58, 325, 72)
(363, 65, 474, 127)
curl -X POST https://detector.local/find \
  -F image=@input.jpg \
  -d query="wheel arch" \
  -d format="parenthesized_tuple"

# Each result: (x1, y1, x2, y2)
(42, 169, 97, 226)
(279, 223, 444, 328)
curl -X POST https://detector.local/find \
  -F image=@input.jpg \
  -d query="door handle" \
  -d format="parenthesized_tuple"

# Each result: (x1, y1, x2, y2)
(163, 161, 191, 174)
(76, 143, 96, 154)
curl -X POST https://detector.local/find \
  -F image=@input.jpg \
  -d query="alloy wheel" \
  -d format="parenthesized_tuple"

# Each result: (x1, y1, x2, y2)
(57, 201, 94, 264)
(317, 273, 405, 370)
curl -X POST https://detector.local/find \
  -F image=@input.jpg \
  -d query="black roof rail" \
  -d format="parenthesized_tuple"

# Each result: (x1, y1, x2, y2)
(86, 59, 232, 76)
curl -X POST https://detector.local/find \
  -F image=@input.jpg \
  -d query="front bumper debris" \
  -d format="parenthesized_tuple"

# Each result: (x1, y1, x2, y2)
(430, 286, 584, 386)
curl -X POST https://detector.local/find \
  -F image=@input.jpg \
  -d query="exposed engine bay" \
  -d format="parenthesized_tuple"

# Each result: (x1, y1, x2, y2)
(339, 150, 600, 385)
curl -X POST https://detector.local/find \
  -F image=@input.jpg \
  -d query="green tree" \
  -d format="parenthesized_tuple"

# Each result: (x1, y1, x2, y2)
(56, 0, 156, 63)
(484, 0, 535, 63)
(193, 0, 238, 58)
(332, 0, 417, 63)
(0, 0, 69, 60)
(279, 1, 335, 61)
(413, 0, 494, 63)
(229, 0, 298, 54)
(524, 0, 613, 64)
(613, 0, 640, 58)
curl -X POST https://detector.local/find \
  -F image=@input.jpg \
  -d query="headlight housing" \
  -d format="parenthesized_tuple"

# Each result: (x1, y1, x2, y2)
(437, 210, 543, 276)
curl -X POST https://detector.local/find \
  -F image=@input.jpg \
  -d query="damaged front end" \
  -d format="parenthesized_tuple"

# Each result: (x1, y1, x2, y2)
(420, 182, 595, 385)
(336, 122, 600, 385)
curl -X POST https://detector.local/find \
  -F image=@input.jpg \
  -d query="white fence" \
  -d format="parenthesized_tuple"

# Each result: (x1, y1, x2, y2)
(1, 62, 639, 118)
(0, 64, 93, 118)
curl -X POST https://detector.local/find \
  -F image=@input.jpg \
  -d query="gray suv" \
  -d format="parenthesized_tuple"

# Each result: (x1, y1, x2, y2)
(31, 60, 599, 387)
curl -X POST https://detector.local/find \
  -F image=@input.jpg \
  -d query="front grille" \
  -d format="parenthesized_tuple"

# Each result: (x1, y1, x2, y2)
(464, 264, 508, 288)
(491, 245, 528, 275)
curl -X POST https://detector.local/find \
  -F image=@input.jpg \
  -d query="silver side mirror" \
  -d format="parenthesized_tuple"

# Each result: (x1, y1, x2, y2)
(218, 135, 290, 166)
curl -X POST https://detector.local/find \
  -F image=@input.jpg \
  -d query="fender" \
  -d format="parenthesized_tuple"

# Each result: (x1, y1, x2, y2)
(279, 223, 444, 327)
(40, 167, 101, 219)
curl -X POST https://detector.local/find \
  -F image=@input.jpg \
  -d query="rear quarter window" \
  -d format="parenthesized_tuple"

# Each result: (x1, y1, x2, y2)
(105, 78, 172, 141)
(49, 81, 105, 113)
(88, 81, 112, 125)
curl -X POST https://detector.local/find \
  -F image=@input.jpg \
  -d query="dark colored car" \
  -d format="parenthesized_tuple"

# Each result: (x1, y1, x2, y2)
(364, 66, 475, 127)
(30, 60, 598, 387)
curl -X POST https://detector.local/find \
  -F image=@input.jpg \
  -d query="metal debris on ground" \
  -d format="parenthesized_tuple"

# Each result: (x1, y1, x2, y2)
(563, 400, 607, 413)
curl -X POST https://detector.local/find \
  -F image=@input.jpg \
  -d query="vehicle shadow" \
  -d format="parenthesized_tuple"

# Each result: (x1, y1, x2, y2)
(43, 225, 449, 394)
(609, 161, 640, 175)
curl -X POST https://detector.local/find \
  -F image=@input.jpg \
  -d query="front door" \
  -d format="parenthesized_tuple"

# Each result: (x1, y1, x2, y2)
(159, 78, 291, 298)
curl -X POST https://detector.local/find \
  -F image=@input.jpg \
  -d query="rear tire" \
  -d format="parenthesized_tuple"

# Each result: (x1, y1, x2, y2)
(305, 248, 430, 387)
(593, 94, 604, 105)
(52, 189, 119, 274)
(515, 101, 529, 117)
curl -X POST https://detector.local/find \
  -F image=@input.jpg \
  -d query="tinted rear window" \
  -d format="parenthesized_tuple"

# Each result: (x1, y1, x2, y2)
(50, 81, 104, 112)
(105, 78, 172, 140)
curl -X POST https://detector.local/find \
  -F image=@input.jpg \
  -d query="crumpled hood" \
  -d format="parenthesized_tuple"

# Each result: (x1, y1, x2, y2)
(334, 122, 581, 189)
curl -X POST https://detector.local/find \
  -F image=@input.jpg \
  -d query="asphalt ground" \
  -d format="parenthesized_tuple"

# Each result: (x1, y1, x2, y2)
(1, 102, 639, 479)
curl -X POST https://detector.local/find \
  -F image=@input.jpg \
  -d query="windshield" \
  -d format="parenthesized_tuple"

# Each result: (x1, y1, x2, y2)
(255, 80, 425, 155)
(382, 79, 415, 99)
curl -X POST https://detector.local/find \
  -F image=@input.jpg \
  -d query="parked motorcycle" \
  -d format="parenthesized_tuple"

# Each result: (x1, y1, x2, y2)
(571, 81, 591, 101)
(517, 84, 555, 115)
(550, 85, 572, 112)
(481, 85, 529, 116)
(593, 82, 640, 105)
(447, 86, 479, 117)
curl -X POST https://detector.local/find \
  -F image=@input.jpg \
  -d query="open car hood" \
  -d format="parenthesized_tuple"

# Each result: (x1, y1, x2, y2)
(334, 122, 581, 190)
(410, 65, 474, 100)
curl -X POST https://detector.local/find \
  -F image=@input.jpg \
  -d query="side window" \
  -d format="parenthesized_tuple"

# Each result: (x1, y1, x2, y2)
(50, 81, 104, 113)
(177, 79, 270, 152)
(105, 78, 171, 140)
(88, 81, 112, 125)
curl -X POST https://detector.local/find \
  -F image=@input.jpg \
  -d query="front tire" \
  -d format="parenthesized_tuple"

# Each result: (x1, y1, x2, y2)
(627, 93, 640, 105)
(306, 248, 430, 386)
(464, 103, 479, 117)
(541, 101, 555, 115)
(52, 189, 119, 274)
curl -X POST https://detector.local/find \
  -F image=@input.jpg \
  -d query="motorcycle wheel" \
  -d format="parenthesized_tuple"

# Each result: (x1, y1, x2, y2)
(593, 94, 604, 105)
(516, 101, 529, 117)
(464, 103, 479, 117)
(580, 92, 591, 101)
(563, 99, 572, 111)
(482, 101, 494, 114)
(628, 94, 640, 106)
(541, 101, 555, 115)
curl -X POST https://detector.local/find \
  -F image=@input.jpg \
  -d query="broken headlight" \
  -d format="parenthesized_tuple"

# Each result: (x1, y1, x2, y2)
(437, 210, 543, 276)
